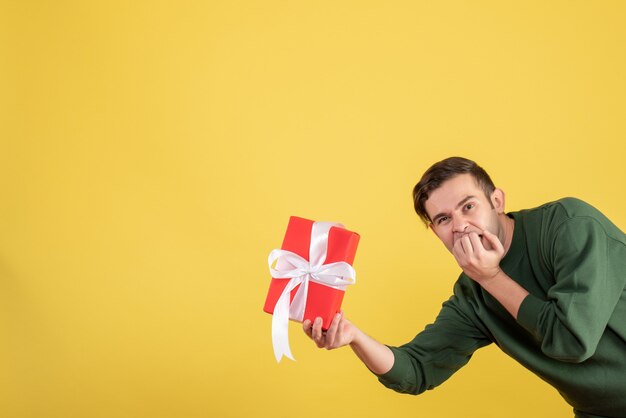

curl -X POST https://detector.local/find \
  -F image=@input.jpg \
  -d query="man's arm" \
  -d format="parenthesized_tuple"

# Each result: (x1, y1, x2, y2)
(303, 313, 394, 375)
(515, 215, 626, 362)
(304, 290, 493, 395)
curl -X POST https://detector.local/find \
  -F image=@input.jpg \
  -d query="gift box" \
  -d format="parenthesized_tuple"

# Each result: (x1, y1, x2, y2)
(264, 216, 360, 361)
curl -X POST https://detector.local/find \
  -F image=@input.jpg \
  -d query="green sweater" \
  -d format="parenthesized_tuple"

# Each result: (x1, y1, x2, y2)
(378, 198, 626, 418)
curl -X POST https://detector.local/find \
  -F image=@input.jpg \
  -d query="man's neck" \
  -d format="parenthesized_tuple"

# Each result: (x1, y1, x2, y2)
(500, 213, 515, 255)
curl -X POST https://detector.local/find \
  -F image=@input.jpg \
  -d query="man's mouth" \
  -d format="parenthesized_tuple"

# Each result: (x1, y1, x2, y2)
(457, 232, 483, 238)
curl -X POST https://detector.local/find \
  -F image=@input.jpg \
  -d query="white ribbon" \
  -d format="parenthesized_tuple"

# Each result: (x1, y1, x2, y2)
(268, 221, 356, 362)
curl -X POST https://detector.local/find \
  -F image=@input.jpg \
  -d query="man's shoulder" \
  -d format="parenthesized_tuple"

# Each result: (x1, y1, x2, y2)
(520, 197, 598, 219)
(522, 197, 624, 241)
(550, 197, 596, 213)
(511, 197, 605, 237)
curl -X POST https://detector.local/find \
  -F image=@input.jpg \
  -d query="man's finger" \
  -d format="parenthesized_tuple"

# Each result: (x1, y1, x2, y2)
(468, 232, 484, 253)
(482, 229, 503, 252)
(453, 235, 465, 254)
(311, 317, 323, 341)
(324, 312, 342, 348)
(303, 319, 313, 339)
(452, 238, 465, 262)
(460, 234, 474, 254)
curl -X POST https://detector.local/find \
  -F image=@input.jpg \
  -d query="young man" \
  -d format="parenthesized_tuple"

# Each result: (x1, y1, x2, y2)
(303, 157, 626, 418)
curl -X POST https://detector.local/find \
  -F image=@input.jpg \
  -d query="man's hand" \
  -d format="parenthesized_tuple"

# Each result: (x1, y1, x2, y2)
(452, 228, 529, 319)
(452, 229, 505, 284)
(303, 312, 395, 375)
(303, 312, 355, 350)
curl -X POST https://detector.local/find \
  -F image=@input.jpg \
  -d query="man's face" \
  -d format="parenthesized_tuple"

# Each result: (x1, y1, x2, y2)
(424, 173, 504, 253)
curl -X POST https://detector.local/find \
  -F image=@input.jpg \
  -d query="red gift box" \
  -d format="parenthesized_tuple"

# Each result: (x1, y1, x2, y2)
(264, 216, 360, 330)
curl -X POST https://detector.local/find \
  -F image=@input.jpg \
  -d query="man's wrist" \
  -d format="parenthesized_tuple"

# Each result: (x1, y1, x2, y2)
(478, 267, 504, 286)
(349, 327, 365, 348)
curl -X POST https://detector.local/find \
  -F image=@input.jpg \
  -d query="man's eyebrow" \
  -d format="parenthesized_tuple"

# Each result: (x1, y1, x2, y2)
(456, 195, 476, 209)
(431, 195, 477, 223)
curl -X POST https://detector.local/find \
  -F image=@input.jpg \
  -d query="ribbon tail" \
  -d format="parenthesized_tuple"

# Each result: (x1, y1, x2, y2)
(289, 274, 309, 322)
(272, 305, 295, 362)
(271, 279, 300, 362)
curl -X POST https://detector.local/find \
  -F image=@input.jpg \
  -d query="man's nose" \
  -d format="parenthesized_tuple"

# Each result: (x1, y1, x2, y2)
(452, 218, 469, 233)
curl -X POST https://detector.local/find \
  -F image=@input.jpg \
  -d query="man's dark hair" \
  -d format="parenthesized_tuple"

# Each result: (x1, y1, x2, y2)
(412, 157, 496, 226)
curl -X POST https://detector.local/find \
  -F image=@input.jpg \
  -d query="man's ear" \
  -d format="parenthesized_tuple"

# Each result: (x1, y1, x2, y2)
(491, 188, 506, 214)
(428, 222, 440, 238)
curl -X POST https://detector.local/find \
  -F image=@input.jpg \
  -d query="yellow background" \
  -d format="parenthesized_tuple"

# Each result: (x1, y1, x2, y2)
(2, 1, 625, 417)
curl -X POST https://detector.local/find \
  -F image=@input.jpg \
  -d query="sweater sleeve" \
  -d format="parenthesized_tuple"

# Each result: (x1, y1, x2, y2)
(378, 285, 491, 395)
(516, 216, 626, 363)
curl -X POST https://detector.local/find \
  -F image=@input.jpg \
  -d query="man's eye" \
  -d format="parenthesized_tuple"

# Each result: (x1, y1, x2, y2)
(465, 203, 474, 210)
(437, 216, 448, 224)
